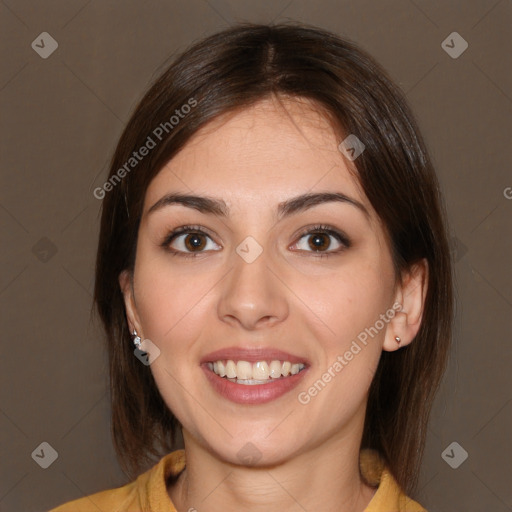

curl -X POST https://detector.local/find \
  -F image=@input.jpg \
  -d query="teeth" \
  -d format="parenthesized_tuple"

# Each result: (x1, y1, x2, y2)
(217, 360, 226, 377)
(290, 363, 300, 375)
(209, 359, 305, 380)
(253, 361, 270, 380)
(236, 361, 252, 380)
(269, 360, 282, 378)
(225, 360, 237, 379)
(227, 378, 270, 385)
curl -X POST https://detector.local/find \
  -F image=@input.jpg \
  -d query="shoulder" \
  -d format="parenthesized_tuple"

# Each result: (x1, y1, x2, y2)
(360, 449, 428, 512)
(48, 449, 186, 512)
(48, 481, 140, 512)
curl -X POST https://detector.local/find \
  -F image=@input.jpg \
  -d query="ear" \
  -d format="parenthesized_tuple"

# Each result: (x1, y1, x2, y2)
(383, 258, 428, 351)
(118, 269, 144, 337)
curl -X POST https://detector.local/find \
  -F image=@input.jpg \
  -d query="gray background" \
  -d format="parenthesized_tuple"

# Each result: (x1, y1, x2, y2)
(1, 1, 511, 511)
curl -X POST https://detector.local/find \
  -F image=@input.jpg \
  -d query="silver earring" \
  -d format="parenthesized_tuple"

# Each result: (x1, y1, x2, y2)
(132, 329, 141, 349)
(395, 336, 401, 344)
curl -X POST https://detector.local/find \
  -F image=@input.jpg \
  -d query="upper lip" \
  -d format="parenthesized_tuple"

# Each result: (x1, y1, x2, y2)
(200, 347, 309, 365)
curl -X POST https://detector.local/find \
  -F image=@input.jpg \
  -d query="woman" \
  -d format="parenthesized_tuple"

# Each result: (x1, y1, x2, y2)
(51, 22, 453, 512)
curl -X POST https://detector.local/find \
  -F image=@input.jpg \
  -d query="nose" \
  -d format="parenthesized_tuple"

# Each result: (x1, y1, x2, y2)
(217, 244, 289, 331)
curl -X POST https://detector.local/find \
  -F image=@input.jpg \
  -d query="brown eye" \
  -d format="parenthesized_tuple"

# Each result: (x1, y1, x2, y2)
(295, 225, 351, 256)
(184, 233, 207, 251)
(307, 233, 332, 251)
(165, 228, 221, 255)
(294, 230, 344, 253)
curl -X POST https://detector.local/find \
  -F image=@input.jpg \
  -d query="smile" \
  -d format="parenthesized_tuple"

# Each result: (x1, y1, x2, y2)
(202, 361, 308, 404)
(208, 359, 306, 383)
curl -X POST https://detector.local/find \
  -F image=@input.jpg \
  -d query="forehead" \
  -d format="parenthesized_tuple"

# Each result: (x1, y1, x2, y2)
(143, 97, 371, 217)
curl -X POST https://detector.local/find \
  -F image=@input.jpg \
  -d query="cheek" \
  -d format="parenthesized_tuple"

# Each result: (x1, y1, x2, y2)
(290, 258, 392, 411)
(133, 249, 219, 349)
(291, 256, 393, 346)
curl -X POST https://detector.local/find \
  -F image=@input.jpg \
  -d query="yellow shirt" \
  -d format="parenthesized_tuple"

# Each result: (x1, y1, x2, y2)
(49, 449, 427, 511)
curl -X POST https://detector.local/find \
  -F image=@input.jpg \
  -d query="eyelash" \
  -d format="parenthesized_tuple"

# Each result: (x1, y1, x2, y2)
(160, 224, 351, 259)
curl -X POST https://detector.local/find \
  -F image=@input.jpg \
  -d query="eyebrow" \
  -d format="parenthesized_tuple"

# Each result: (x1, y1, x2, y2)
(147, 191, 369, 220)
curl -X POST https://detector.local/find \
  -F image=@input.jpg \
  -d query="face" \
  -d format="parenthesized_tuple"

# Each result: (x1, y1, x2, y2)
(121, 97, 405, 466)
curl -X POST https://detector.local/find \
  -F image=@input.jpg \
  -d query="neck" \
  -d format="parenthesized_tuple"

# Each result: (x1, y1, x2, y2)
(168, 433, 377, 512)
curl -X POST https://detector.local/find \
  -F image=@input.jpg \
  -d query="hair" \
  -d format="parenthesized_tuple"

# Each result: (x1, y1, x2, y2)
(93, 22, 453, 495)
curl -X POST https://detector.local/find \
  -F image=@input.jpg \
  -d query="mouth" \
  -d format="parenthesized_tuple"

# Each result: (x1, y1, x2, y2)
(200, 348, 310, 404)
(207, 359, 306, 385)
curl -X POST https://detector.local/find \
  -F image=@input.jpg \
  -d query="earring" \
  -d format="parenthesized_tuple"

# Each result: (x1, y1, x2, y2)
(132, 329, 141, 349)
(394, 336, 401, 345)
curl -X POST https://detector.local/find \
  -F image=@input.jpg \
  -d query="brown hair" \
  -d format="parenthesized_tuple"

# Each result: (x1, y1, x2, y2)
(93, 22, 453, 495)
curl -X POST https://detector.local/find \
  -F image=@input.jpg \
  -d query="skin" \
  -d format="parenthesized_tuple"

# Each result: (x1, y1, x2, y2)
(120, 97, 428, 512)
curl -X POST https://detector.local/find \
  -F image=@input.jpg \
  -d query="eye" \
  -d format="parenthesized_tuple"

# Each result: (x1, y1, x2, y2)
(162, 225, 221, 256)
(291, 224, 350, 255)
(161, 224, 350, 258)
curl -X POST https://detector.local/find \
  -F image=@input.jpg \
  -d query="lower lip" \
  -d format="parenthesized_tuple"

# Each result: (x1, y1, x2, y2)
(201, 364, 309, 405)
